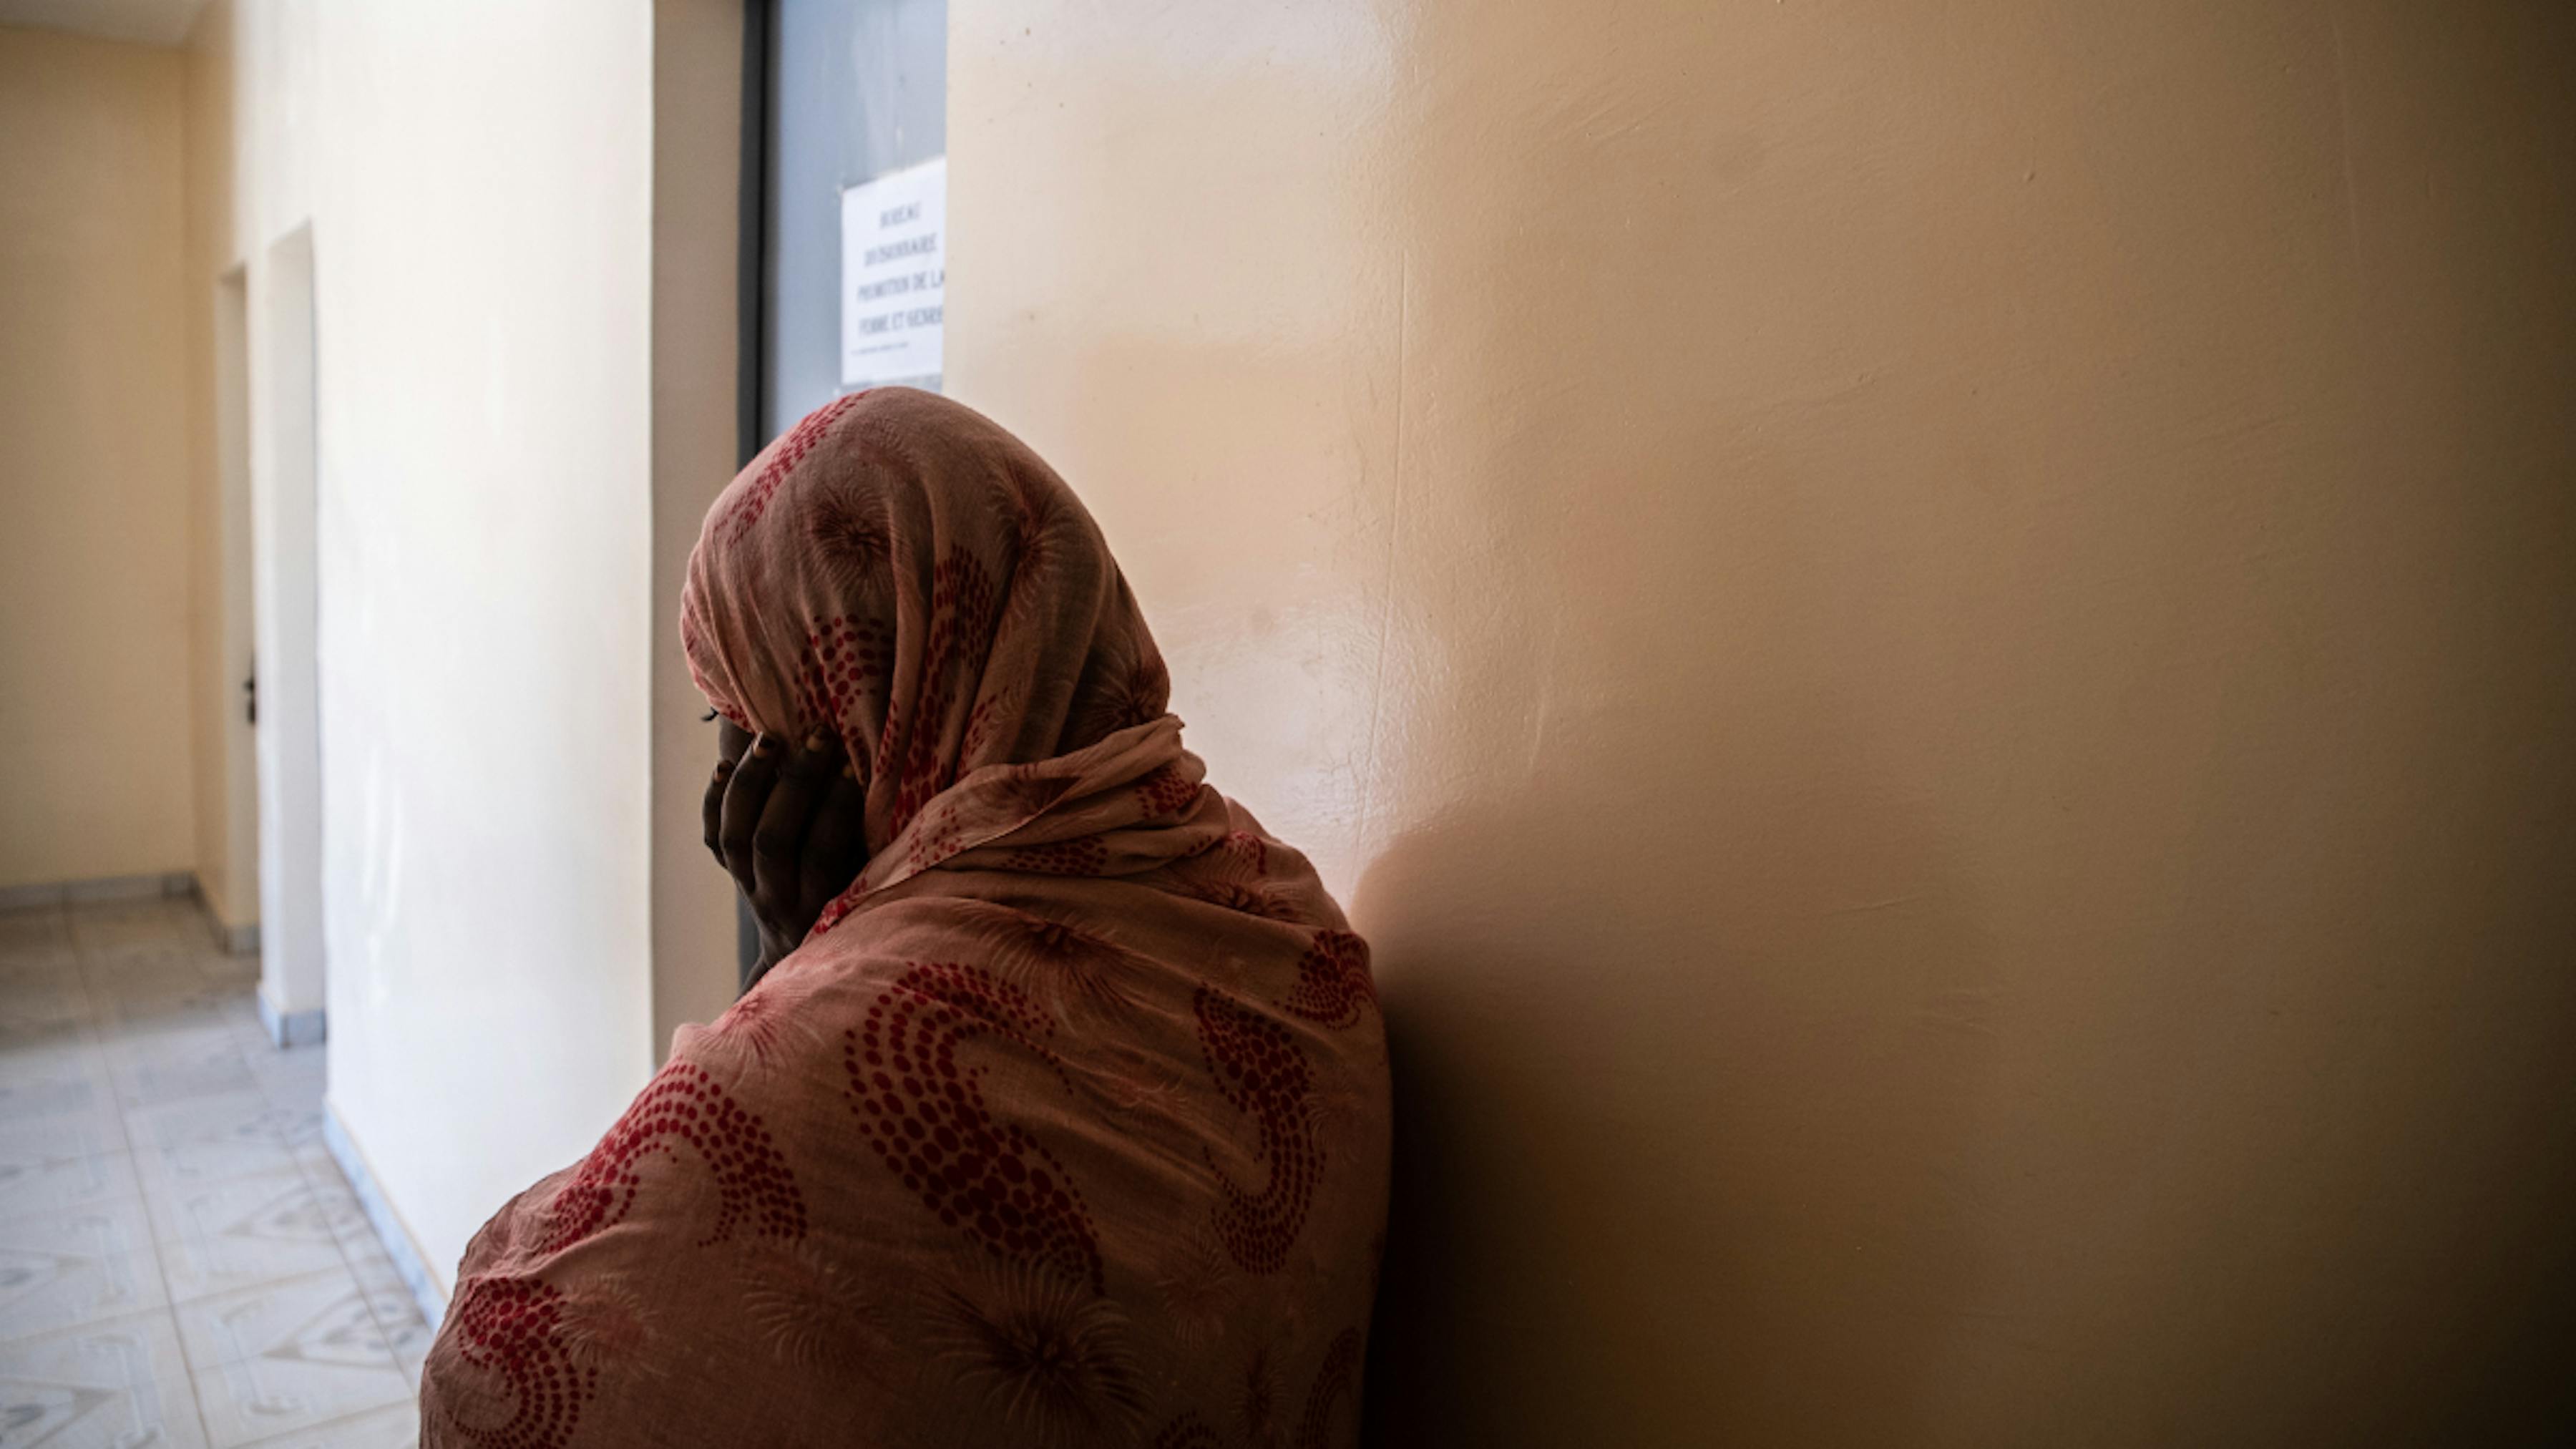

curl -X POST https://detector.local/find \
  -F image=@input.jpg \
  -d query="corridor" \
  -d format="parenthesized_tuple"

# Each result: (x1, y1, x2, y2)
(0, 896, 426, 1447)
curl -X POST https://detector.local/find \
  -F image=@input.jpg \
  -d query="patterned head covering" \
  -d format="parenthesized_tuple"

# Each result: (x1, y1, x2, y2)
(681, 387, 1171, 853)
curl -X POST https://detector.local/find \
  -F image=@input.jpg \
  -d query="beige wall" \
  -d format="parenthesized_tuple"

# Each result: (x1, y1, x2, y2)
(948, 1, 2576, 1443)
(650, 0, 748, 1059)
(182, 2, 258, 932)
(0, 26, 195, 892)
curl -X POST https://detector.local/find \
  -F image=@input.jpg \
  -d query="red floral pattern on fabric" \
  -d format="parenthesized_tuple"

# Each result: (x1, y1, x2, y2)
(806, 478, 894, 590)
(907, 800, 970, 874)
(1297, 1329, 1365, 1449)
(1194, 986, 1320, 1273)
(793, 613, 894, 740)
(1133, 762, 1201, 819)
(1154, 1415, 1224, 1448)
(1277, 930, 1377, 1029)
(432, 1277, 595, 1449)
(992, 769, 1078, 824)
(1142, 1330, 1361, 1449)
(990, 464, 1073, 593)
(1238, 1345, 1282, 1442)
(1218, 830, 1268, 874)
(1066, 650, 1172, 750)
(677, 609, 730, 723)
(1003, 836, 1111, 877)
(1163, 827, 1307, 922)
(924, 1262, 1148, 1442)
(1182, 878, 1299, 921)
(713, 392, 863, 545)
(809, 887, 863, 939)
(887, 548, 1002, 837)
(846, 963, 1107, 1292)
(969, 903, 1136, 1020)
(958, 692, 1008, 768)
(707, 983, 818, 1067)
(532, 1061, 806, 1254)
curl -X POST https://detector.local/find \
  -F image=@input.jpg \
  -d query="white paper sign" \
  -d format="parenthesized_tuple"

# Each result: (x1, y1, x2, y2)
(839, 156, 946, 386)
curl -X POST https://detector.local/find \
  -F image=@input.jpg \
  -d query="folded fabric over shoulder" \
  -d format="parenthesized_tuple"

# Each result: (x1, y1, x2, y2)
(421, 389, 1391, 1448)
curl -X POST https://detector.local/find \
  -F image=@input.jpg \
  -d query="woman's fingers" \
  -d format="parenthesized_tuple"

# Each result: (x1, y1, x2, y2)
(701, 759, 733, 864)
(799, 760, 869, 919)
(752, 735, 841, 909)
(718, 733, 785, 889)
(712, 728, 859, 965)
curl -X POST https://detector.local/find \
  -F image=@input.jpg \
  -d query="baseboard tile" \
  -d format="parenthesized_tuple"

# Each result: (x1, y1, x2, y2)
(0, 873, 263, 962)
(325, 1105, 449, 1334)
(0, 872, 193, 911)
(256, 990, 327, 1048)
(185, 877, 262, 957)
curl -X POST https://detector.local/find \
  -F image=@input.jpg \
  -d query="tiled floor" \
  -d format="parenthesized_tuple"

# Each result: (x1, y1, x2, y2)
(1, 896, 427, 1448)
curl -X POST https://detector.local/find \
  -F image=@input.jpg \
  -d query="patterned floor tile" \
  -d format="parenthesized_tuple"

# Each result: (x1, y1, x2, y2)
(0, 1038, 119, 1135)
(0, 1010, 95, 1057)
(0, 906, 77, 975)
(0, 1151, 142, 1221)
(238, 1397, 421, 1448)
(335, 1235, 404, 1302)
(145, 1167, 361, 1305)
(171, 1269, 396, 1372)
(286, 1143, 343, 1189)
(246, 1050, 328, 1113)
(175, 1269, 412, 1448)
(97, 987, 260, 1046)
(0, 1109, 129, 1176)
(301, 1168, 434, 1387)
(0, 1197, 169, 1344)
(0, 969, 92, 1030)
(107, 1029, 262, 1111)
(355, 1282, 430, 1388)
(97, 1006, 240, 1052)
(1, 897, 435, 1445)
(125, 1091, 303, 1195)
(0, 1307, 210, 1448)
(85, 952, 215, 996)
(65, 900, 202, 962)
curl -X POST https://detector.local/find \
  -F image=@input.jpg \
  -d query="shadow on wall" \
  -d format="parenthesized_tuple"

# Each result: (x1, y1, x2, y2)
(1342, 3, 2009, 1437)
(1334, 0, 2576, 1433)
(1349, 457, 1999, 1446)
(947, 1, 2576, 1440)
(1009, 341, 2014, 1438)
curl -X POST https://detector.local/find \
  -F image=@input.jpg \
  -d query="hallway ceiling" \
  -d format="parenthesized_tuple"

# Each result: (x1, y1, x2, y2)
(0, 0, 209, 47)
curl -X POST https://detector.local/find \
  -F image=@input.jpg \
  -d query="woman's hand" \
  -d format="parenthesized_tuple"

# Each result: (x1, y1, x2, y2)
(703, 722, 869, 981)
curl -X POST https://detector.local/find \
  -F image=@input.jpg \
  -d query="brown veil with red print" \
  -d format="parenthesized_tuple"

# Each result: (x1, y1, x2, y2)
(680, 387, 1172, 855)
(429, 387, 1390, 1448)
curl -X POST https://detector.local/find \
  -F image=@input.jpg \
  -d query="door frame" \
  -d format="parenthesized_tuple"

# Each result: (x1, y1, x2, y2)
(252, 223, 327, 1047)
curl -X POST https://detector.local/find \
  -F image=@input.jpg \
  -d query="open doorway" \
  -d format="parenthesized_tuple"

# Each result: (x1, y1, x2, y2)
(202, 267, 261, 954)
(253, 224, 325, 1048)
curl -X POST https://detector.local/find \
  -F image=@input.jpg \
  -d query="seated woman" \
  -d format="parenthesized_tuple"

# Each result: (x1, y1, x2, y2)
(418, 389, 1389, 1448)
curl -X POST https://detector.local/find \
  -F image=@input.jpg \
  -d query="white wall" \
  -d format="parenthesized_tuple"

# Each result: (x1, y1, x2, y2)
(188, 0, 738, 1292)
(250, 221, 321, 1020)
